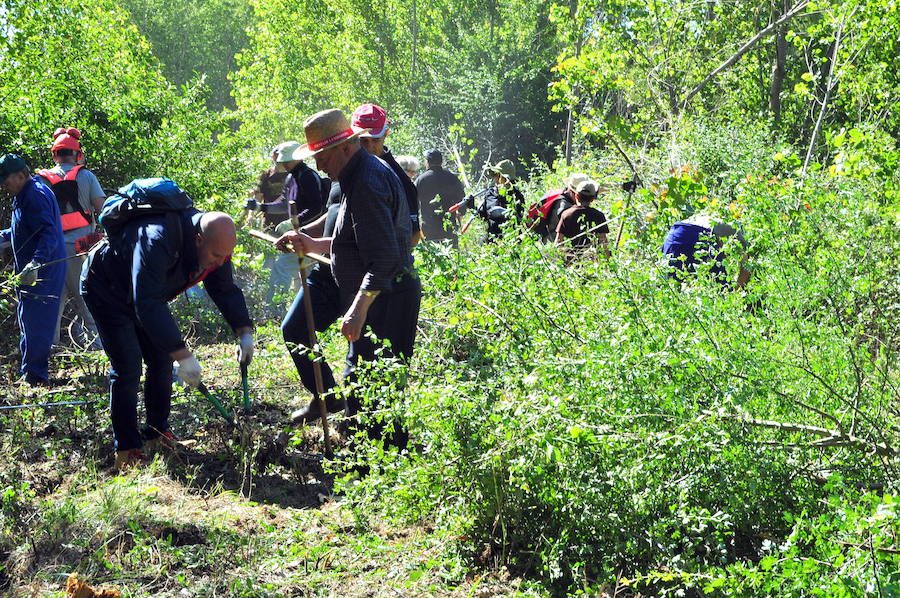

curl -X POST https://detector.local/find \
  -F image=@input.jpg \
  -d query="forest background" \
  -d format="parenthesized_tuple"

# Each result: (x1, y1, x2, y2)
(0, 0, 898, 596)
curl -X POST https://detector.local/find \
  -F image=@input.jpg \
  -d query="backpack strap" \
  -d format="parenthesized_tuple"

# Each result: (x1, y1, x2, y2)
(63, 165, 94, 229)
(37, 168, 62, 185)
(64, 164, 83, 181)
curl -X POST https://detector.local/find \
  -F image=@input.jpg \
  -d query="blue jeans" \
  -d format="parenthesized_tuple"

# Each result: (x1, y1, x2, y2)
(265, 252, 299, 303)
(83, 290, 173, 451)
(281, 266, 342, 397)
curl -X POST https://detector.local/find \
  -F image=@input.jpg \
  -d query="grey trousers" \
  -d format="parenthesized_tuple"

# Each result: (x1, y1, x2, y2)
(54, 242, 102, 349)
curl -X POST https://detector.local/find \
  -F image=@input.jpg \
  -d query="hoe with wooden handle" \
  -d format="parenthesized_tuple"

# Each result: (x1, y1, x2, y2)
(252, 217, 334, 457)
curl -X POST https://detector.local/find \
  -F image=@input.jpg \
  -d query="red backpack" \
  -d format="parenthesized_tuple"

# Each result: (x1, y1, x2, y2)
(527, 189, 573, 240)
(38, 165, 93, 232)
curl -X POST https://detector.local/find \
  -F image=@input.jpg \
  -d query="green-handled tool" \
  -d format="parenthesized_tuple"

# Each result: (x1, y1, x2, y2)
(197, 382, 235, 427)
(240, 362, 251, 412)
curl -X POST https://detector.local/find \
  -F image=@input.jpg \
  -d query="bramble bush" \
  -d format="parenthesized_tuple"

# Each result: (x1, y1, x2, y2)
(344, 139, 900, 594)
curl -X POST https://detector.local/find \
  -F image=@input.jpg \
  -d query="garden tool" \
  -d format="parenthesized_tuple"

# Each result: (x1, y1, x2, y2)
(0, 398, 98, 411)
(240, 361, 251, 413)
(196, 382, 236, 428)
(247, 229, 331, 266)
(27, 232, 104, 274)
(286, 202, 334, 458)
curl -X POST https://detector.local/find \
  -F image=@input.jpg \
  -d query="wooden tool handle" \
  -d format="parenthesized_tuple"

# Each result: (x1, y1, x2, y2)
(247, 229, 332, 266)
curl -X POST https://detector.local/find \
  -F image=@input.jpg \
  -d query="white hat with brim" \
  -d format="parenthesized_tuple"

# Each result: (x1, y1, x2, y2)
(275, 141, 302, 163)
(292, 109, 370, 161)
(574, 179, 600, 198)
(564, 173, 589, 192)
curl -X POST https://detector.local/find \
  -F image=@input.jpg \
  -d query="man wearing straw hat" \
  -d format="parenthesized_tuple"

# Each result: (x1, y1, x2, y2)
(276, 109, 421, 450)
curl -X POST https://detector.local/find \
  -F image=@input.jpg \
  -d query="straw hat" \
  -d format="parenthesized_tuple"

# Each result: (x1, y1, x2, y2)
(563, 173, 589, 192)
(292, 109, 369, 161)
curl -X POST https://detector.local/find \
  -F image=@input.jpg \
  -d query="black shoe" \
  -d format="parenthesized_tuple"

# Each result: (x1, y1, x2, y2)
(291, 395, 344, 425)
(18, 372, 49, 386)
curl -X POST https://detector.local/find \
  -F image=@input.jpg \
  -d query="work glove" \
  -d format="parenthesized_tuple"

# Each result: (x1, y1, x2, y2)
(18, 261, 40, 286)
(243, 198, 259, 211)
(236, 332, 254, 366)
(174, 355, 202, 388)
(621, 179, 640, 193)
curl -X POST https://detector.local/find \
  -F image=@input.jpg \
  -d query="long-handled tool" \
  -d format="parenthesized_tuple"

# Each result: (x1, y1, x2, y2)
(283, 204, 333, 458)
(240, 361, 251, 413)
(448, 189, 490, 236)
(0, 398, 98, 411)
(196, 382, 235, 427)
(247, 229, 331, 266)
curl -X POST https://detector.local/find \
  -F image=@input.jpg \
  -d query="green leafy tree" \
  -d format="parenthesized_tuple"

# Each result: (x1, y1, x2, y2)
(118, 0, 253, 110)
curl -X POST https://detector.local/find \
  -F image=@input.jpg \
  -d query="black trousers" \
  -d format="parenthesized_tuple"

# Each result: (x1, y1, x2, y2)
(342, 272, 422, 451)
(281, 266, 341, 397)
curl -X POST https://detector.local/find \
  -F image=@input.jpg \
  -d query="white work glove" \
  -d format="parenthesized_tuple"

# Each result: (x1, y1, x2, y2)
(19, 261, 40, 286)
(237, 332, 254, 365)
(175, 355, 202, 388)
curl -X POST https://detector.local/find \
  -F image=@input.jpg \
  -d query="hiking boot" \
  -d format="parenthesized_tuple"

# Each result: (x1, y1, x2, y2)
(291, 395, 344, 426)
(114, 448, 147, 471)
(18, 372, 49, 387)
(145, 430, 180, 453)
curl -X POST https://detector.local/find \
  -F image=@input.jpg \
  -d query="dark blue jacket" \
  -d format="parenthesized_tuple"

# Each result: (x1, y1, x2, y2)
(81, 209, 251, 354)
(1, 176, 66, 273)
(332, 149, 412, 294)
(284, 162, 326, 225)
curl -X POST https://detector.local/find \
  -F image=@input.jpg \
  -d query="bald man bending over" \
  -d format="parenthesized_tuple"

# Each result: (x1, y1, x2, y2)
(82, 205, 253, 469)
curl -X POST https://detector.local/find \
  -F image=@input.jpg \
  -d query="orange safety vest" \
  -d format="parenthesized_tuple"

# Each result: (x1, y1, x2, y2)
(38, 165, 92, 232)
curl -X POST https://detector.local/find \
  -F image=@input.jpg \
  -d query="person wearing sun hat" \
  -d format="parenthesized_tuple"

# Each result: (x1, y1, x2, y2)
(527, 172, 589, 243)
(244, 143, 291, 230)
(275, 109, 421, 450)
(555, 178, 610, 258)
(0, 153, 66, 385)
(472, 158, 525, 242)
(351, 103, 422, 246)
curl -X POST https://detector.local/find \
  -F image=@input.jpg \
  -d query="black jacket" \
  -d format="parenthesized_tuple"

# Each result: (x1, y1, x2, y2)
(81, 209, 251, 354)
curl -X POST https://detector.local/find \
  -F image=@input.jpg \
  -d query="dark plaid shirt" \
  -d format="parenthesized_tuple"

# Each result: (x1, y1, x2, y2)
(331, 148, 412, 293)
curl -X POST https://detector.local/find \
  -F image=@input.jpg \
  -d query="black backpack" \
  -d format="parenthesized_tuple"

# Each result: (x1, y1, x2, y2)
(37, 165, 93, 232)
(99, 178, 194, 253)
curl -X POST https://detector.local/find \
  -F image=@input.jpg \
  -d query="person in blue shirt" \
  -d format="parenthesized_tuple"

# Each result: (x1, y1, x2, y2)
(662, 211, 750, 289)
(81, 207, 254, 469)
(0, 154, 66, 385)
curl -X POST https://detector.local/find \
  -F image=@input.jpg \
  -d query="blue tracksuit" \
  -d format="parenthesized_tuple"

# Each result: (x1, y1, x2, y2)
(661, 221, 727, 281)
(0, 176, 66, 380)
(81, 209, 252, 451)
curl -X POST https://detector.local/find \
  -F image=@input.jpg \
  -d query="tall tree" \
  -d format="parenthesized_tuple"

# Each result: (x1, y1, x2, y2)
(117, 0, 252, 110)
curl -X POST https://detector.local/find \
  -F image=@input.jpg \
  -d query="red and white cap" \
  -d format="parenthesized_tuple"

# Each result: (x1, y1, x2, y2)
(351, 103, 390, 138)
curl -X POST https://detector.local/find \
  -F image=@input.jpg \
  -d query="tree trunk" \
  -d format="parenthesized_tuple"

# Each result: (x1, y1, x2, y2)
(769, 1, 789, 129)
(411, 0, 418, 113)
(564, 0, 582, 166)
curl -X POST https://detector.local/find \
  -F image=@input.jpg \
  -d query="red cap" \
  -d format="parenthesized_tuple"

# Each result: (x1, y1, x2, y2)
(351, 104, 389, 138)
(51, 127, 83, 154)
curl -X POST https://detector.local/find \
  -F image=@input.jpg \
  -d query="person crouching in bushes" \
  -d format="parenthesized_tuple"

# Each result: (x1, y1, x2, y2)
(662, 211, 750, 289)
